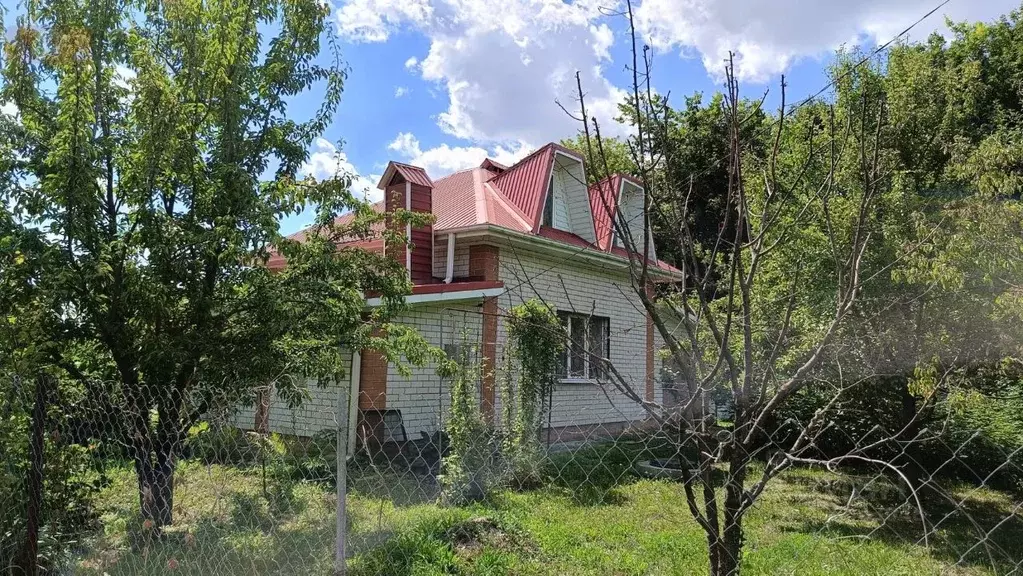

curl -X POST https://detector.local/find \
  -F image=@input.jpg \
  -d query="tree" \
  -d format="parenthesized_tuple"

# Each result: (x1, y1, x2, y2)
(0, 0, 430, 532)
(563, 91, 768, 272)
(560, 133, 636, 185)
(567, 3, 1023, 574)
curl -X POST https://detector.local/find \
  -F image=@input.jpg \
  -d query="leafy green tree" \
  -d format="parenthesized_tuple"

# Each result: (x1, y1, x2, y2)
(568, 5, 1023, 573)
(563, 93, 768, 270)
(560, 133, 637, 185)
(0, 0, 430, 531)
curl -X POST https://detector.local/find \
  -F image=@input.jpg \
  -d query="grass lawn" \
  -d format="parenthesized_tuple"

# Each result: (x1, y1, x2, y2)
(75, 440, 1023, 575)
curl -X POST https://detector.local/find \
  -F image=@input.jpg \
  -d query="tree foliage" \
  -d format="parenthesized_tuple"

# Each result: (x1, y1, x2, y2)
(0, 0, 430, 531)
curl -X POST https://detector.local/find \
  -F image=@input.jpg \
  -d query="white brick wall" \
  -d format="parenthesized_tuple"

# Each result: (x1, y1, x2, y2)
(497, 242, 663, 429)
(432, 238, 471, 279)
(384, 245, 665, 436)
(386, 303, 483, 437)
(234, 354, 354, 437)
(245, 244, 667, 438)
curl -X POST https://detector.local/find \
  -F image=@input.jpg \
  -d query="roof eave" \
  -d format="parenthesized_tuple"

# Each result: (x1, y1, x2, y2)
(438, 224, 681, 280)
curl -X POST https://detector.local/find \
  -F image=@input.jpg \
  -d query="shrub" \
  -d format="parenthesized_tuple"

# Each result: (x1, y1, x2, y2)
(183, 421, 261, 465)
(440, 340, 504, 504)
(503, 301, 564, 489)
(774, 375, 1023, 491)
(0, 380, 103, 574)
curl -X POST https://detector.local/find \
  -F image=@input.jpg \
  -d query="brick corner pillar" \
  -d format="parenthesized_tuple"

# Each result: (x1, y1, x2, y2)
(469, 244, 500, 419)
(358, 347, 388, 411)
(645, 282, 656, 403)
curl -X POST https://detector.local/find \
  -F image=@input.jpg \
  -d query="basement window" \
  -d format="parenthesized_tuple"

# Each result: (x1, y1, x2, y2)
(556, 312, 610, 381)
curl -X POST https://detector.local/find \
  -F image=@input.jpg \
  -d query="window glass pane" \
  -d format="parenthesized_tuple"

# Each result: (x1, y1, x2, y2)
(569, 316, 586, 377)
(556, 312, 568, 378)
(542, 178, 554, 227)
(588, 317, 609, 379)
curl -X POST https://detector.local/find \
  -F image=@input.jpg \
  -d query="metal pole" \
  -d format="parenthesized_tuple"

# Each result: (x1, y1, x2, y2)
(22, 373, 47, 576)
(335, 380, 350, 575)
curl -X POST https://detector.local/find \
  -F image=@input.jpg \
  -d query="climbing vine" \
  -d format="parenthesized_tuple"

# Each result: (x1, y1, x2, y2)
(439, 332, 501, 504)
(505, 300, 565, 486)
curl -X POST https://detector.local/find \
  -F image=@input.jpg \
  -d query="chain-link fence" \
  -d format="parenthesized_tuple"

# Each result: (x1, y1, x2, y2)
(3, 353, 1023, 575)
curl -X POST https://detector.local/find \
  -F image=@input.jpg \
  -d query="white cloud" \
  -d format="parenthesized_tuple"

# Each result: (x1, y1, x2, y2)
(1, 101, 18, 118)
(335, 0, 432, 42)
(387, 131, 532, 177)
(634, 0, 1019, 82)
(394, 86, 410, 98)
(335, 0, 1016, 161)
(301, 138, 383, 202)
(335, 0, 627, 145)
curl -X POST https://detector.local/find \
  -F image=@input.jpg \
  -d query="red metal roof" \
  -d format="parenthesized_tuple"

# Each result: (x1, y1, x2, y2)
(431, 168, 532, 233)
(280, 144, 681, 279)
(537, 226, 599, 250)
(490, 144, 555, 228)
(589, 175, 620, 251)
(411, 280, 503, 295)
(479, 158, 508, 173)
(377, 161, 434, 189)
(609, 246, 682, 275)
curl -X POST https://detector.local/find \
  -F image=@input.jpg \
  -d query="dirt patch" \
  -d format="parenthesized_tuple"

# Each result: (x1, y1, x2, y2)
(444, 516, 534, 560)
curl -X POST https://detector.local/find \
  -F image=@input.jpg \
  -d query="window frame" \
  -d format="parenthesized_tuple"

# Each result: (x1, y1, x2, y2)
(556, 311, 611, 383)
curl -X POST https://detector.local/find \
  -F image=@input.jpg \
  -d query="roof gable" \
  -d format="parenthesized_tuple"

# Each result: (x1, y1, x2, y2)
(489, 144, 555, 226)
(377, 161, 433, 189)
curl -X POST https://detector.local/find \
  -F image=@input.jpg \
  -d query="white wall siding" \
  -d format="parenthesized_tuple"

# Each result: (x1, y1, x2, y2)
(555, 154, 596, 243)
(616, 181, 648, 254)
(551, 173, 571, 231)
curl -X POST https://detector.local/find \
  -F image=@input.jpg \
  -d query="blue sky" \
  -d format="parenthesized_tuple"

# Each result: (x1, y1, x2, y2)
(4, 0, 1019, 235)
(285, 0, 1018, 234)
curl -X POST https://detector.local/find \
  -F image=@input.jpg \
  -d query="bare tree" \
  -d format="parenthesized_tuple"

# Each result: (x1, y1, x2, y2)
(562, 5, 931, 575)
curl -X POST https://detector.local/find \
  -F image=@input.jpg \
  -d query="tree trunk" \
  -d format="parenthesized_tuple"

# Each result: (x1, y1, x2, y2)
(133, 443, 176, 531)
(898, 379, 925, 492)
(718, 466, 747, 576)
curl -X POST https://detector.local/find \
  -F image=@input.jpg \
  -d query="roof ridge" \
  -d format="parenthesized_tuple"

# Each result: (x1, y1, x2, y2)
(472, 168, 487, 227)
(492, 142, 553, 183)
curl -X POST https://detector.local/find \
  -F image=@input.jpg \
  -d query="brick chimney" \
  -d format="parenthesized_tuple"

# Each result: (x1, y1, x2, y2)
(378, 162, 434, 284)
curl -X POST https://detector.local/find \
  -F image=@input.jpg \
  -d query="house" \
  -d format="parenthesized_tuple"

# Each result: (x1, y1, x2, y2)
(236, 142, 681, 447)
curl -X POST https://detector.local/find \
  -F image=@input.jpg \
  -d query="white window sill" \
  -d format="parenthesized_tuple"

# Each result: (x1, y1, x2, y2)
(558, 377, 598, 385)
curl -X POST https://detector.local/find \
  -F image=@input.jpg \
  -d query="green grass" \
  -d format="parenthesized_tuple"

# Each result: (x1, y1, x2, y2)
(75, 441, 1023, 575)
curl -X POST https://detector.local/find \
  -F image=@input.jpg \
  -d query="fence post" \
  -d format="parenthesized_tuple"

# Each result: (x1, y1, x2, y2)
(335, 379, 351, 575)
(21, 373, 47, 576)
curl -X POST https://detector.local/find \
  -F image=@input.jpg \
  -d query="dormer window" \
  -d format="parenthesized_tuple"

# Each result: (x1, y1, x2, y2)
(614, 179, 650, 256)
(542, 176, 555, 227)
(539, 151, 596, 243)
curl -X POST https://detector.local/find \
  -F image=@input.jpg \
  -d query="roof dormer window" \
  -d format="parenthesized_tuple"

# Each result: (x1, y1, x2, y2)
(542, 175, 555, 228)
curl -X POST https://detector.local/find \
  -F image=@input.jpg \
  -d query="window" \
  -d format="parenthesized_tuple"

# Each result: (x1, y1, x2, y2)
(556, 312, 610, 380)
(542, 176, 554, 227)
